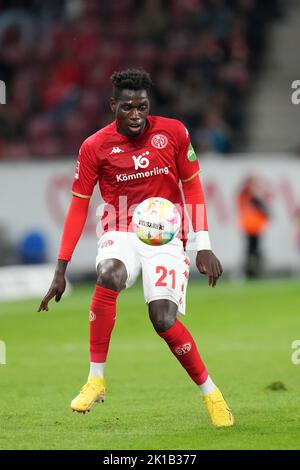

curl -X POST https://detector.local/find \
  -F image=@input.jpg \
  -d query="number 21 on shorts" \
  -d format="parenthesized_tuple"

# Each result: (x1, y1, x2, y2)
(155, 266, 176, 289)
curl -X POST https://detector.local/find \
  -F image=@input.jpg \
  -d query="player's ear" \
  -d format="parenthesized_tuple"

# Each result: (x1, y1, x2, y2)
(110, 97, 117, 113)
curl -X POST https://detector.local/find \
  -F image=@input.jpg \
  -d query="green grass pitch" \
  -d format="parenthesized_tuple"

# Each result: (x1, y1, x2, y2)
(0, 278, 299, 450)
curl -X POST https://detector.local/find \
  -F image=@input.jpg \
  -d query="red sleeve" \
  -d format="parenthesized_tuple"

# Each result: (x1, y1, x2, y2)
(72, 140, 99, 199)
(58, 196, 90, 261)
(175, 122, 200, 183)
(182, 174, 208, 231)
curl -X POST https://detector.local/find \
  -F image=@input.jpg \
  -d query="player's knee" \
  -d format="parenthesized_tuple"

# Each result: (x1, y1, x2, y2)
(96, 259, 127, 292)
(148, 300, 177, 333)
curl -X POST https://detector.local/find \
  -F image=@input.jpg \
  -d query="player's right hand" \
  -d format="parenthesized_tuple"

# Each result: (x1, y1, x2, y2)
(37, 274, 66, 312)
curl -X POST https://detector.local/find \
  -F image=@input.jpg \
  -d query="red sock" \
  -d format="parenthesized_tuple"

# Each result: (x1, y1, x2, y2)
(158, 320, 208, 385)
(89, 285, 118, 363)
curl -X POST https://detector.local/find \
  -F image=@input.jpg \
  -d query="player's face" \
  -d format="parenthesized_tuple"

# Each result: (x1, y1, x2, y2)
(110, 89, 150, 137)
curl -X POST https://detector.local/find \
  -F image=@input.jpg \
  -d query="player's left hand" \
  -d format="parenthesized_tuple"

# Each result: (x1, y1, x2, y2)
(196, 250, 223, 288)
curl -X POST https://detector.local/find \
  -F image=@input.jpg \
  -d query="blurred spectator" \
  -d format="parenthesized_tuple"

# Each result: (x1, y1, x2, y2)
(0, 0, 284, 159)
(237, 176, 270, 278)
(193, 108, 231, 154)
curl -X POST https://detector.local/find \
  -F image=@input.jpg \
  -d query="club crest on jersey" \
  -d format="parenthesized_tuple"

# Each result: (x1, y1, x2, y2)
(151, 134, 168, 149)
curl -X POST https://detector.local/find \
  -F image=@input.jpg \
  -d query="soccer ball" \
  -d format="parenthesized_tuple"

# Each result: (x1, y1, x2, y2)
(132, 197, 181, 246)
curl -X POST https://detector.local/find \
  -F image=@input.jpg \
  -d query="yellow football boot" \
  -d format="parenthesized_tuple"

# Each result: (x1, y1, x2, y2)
(203, 387, 234, 427)
(71, 376, 106, 413)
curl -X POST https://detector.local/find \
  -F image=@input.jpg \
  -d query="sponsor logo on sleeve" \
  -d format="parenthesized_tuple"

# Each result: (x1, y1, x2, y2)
(74, 160, 80, 179)
(187, 143, 197, 162)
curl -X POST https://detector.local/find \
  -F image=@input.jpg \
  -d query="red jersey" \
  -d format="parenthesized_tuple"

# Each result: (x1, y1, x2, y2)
(72, 116, 200, 239)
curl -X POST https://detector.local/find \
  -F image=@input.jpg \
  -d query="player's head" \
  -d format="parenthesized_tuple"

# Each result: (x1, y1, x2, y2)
(110, 69, 153, 137)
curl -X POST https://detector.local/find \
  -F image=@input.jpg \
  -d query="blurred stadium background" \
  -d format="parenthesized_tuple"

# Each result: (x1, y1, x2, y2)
(1, 0, 300, 291)
(0, 0, 300, 450)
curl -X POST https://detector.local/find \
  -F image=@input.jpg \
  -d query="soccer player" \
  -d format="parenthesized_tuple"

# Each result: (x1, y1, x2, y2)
(38, 69, 234, 427)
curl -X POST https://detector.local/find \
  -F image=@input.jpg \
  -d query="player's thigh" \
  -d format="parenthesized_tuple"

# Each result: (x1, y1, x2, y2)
(141, 243, 190, 316)
(96, 231, 141, 288)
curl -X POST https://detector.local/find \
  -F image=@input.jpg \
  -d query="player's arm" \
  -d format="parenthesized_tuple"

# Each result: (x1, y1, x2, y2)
(38, 140, 98, 311)
(182, 175, 223, 288)
(176, 122, 223, 287)
(38, 195, 90, 311)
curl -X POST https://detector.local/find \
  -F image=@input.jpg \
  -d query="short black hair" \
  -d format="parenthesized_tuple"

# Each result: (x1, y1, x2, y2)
(111, 69, 153, 100)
